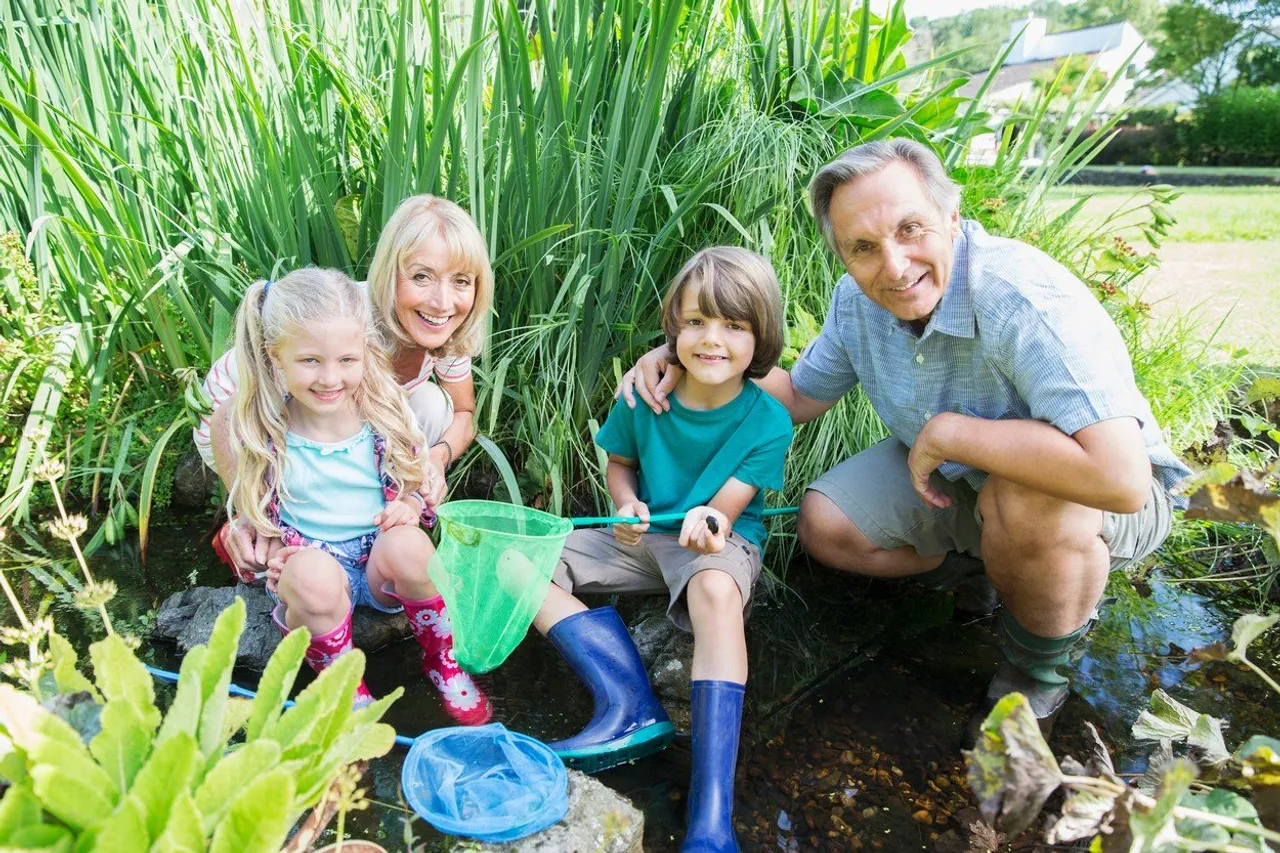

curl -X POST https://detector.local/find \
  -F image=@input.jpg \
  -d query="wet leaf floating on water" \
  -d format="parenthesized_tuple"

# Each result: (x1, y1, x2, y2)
(1131, 689, 1220, 743)
(963, 693, 1063, 835)
(1047, 781, 1117, 844)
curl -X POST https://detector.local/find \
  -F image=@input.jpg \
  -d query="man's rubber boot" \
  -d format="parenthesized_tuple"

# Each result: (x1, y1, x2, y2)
(546, 606, 676, 773)
(680, 680, 745, 853)
(916, 551, 998, 618)
(967, 609, 1094, 744)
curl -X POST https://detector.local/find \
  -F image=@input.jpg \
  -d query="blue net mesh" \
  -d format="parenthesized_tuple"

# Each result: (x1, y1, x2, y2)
(401, 724, 569, 842)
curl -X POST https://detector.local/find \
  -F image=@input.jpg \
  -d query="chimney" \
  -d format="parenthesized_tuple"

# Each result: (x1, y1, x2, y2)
(1007, 15, 1047, 63)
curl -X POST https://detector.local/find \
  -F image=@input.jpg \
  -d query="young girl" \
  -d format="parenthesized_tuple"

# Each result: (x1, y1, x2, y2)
(228, 267, 491, 724)
(532, 247, 793, 852)
(202, 195, 493, 581)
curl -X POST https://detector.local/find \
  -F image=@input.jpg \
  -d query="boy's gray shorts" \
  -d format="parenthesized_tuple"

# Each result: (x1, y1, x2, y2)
(806, 438, 1174, 569)
(553, 528, 762, 632)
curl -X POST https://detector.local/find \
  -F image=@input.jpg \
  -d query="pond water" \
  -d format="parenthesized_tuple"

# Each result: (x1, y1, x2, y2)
(55, 515, 1280, 852)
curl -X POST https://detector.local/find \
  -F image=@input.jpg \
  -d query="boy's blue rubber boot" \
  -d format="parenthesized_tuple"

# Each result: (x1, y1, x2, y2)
(546, 606, 676, 773)
(680, 679, 745, 853)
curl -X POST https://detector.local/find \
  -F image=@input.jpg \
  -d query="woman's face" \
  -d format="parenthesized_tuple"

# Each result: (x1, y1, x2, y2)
(393, 240, 478, 351)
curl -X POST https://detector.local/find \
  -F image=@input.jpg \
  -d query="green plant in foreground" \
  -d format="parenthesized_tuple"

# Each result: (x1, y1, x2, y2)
(0, 597, 400, 851)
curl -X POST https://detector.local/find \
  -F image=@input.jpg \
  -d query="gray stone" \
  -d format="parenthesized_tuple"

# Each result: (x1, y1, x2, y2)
(153, 584, 411, 671)
(629, 614, 677, 669)
(448, 769, 643, 852)
(649, 631, 693, 704)
(171, 449, 218, 509)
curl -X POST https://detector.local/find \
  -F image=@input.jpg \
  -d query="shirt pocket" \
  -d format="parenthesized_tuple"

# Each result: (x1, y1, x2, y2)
(952, 402, 1018, 422)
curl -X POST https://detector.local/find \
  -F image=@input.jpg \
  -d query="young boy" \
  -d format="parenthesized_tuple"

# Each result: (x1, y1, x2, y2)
(532, 247, 793, 852)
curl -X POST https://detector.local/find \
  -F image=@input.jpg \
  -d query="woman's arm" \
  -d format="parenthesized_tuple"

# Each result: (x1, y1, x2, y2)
(432, 375, 477, 472)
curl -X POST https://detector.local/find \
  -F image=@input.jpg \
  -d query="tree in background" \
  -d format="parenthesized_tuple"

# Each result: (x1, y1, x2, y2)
(1033, 54, 1109, 105)
(1149, 0, 1280, 98)
(1236, 42, 1280, 86)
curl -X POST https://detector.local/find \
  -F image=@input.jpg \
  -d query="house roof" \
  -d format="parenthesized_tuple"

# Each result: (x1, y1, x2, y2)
(956, 58, 1063, 99)
(1008, 21, 1130, 64)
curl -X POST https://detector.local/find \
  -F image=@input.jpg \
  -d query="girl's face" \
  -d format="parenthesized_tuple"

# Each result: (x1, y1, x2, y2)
(394, 240, 478, 351)
(674, 284, 756, 390)
(273, 318, 365, 419)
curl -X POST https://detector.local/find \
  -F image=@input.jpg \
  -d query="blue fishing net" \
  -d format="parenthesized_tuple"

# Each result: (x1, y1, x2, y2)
(402, 723, 569, 842)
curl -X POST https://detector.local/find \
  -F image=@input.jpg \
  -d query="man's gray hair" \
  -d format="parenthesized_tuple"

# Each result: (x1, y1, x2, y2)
(808, 139, 960, 252)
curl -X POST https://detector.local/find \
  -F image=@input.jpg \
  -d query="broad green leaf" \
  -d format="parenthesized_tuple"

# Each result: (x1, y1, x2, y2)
(6, 823, 72, 852)
(1228, 614, 1279, 665)
(197, 600, 245, 764)
(193, 740, 281, 835)
(292, 717, 398, 807)
(963, 693, 1062, 834)
(1176, 788, 1264, 852)
(126, 732, 197, 840)
(1131, 689, 1205, 742)
(0, 686, 117, 829)
(1128, 759, 1196, 852)
(207, 769, 295, 853)
(90, 698, 156, 793)
(1244, 377, 1280, 405)
(1186, 713, 1230, 768)
(263, 652, 362, 756)
(149, 792, 203, 853)
(1235, 736, 1280, 786)
(83, 797, 147, 853)
(155, 648, 205, 747)
(220, 698, 253, 742)
(88, 634, 158, 724)
(244, 628, 307, 743)
(0, 781, 43, 840)
(0, 733, 27, 785)
(47, 633, 98, 700)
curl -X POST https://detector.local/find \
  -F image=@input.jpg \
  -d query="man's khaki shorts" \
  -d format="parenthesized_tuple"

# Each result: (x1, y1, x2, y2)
(552, 528, 763, 632)
(807, 438, 1174, 570)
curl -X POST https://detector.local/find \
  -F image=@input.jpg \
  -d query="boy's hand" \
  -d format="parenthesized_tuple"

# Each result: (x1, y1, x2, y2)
(612, 501, 650, 546)
(265, 544, 305, 594)
(374, 499, 421, 531)
(680, 506, 729, 555)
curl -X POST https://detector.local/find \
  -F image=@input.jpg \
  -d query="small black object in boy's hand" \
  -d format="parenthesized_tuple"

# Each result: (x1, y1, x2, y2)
(706, 516, 719, 535)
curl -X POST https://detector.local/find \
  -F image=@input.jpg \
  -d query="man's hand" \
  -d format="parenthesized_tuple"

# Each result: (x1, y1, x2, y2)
(908, 413, 957, 509)
(374, 498, 421, 531)
(265, 544, 306, 594)
(616, 346, 683, 414)
(680, 506, 729, 555)
(612, 501, 650, 546)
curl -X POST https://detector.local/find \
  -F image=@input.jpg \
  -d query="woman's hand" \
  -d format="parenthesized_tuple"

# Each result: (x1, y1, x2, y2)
(265, 544, 304, 594)
(612, 501, 650, 546)
(680, 506, 729, 555)
(374, 498, 422, 531)
(616, 346, 683, 414)
(421, 452, 448, 508)
(222, 519, 276, 580)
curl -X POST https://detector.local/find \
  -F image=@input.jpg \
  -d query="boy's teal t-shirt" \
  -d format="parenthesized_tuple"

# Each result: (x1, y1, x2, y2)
(594, 381, 793, 548)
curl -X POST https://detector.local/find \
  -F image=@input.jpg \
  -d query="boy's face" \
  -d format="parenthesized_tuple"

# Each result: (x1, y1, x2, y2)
(673, 284, 756, 389)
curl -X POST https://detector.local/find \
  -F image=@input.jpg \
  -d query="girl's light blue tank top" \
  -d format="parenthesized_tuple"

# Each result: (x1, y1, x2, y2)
(278, 424, 384, 542)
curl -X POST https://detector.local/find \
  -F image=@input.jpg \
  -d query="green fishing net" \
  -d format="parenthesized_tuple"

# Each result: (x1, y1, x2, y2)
(429, 500, 574, 673)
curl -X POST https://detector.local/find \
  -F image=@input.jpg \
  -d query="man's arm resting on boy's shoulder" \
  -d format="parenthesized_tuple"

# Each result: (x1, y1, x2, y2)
(681, 477, 758, 556)
(755, 367, 838, 425)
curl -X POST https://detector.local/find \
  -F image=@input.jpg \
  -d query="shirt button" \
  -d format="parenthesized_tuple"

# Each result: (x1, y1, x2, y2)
(915, 354, 924, 364)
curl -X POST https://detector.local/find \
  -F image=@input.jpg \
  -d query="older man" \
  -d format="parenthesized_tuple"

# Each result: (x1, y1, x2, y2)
(623, 138, 1188, 728)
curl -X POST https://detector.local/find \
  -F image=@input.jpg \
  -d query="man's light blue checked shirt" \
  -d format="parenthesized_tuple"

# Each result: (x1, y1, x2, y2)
(790, 219, 1191, 504)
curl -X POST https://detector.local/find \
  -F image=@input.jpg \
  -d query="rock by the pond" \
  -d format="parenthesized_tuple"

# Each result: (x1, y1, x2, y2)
(170, 449, 218, 509)
(153, 584, 411, 671)
(447, 769, 643, 853)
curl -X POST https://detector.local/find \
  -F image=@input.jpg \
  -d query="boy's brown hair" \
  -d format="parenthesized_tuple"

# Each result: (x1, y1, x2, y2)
(660, 246, 784, 380)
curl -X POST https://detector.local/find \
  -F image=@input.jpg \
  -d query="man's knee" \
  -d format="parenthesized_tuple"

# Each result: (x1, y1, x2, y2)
(979, 475, 1105, 579)
(797, 490, 881, 573)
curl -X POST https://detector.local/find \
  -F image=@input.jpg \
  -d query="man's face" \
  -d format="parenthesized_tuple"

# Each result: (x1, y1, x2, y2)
(826, 161, 961, 325)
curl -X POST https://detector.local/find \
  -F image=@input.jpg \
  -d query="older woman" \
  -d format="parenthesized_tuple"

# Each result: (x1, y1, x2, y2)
(196, 195, 495, 578)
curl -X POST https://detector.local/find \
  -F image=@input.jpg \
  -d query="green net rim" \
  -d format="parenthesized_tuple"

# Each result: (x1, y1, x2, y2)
(435, 499, 574, 540)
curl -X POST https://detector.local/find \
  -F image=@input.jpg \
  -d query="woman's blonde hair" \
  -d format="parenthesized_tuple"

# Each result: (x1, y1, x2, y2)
(660, 246, 785, 379)
(366, 195, 494, 359)
(228, 267, 426, 536)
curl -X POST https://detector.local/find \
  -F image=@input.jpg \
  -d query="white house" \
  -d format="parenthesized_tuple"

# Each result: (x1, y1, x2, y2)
(957, 15, 1155, 111)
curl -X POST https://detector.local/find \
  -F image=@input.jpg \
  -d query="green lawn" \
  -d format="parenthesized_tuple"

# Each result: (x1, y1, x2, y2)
(1048, 185, 1280, 364)
(1048, 185, 1280, 242)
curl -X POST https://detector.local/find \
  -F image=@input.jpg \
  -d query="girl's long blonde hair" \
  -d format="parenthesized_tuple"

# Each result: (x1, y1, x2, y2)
(228, 267, 426, 536)
(366, 195, 494, 359)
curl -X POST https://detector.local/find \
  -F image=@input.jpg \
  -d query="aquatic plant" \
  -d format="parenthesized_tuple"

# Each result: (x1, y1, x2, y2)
(0, 597, 399, 850)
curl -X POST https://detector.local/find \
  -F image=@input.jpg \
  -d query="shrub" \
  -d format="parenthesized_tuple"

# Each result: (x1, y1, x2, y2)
(1184, 86, 1280, 167)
